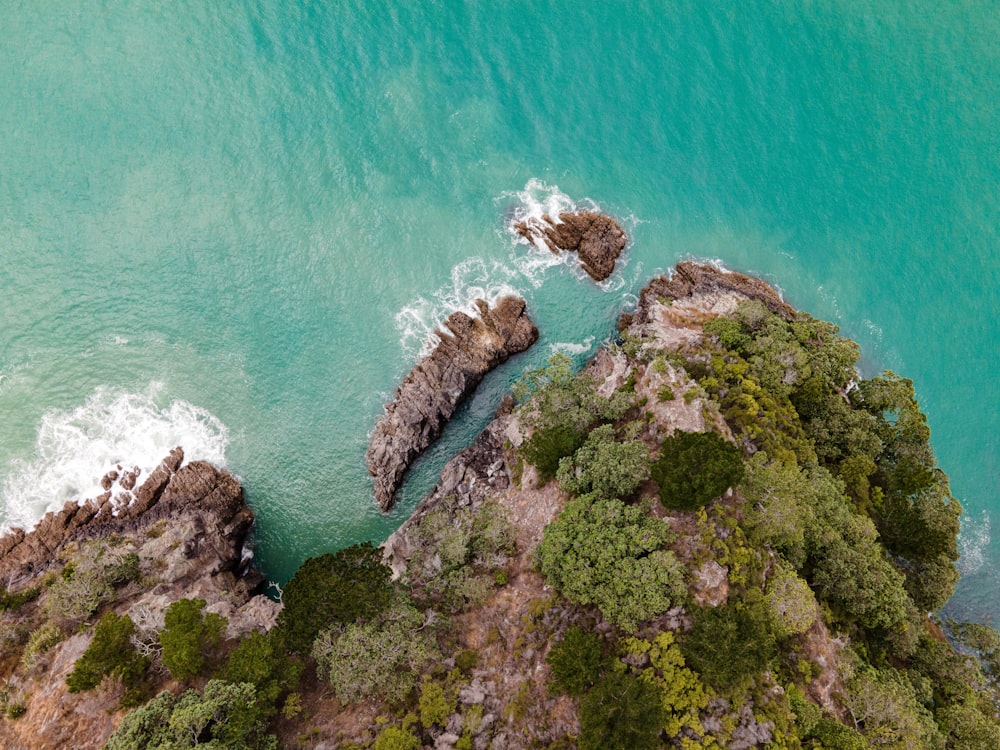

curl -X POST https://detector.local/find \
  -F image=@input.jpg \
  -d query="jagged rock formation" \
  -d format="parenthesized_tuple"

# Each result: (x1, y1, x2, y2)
(0, 449, 278, 750)
(0, 448, 254, 589)
(624, 260, 795, 329)
(367, 296, 538, 511)
(515, 210, 627, 281)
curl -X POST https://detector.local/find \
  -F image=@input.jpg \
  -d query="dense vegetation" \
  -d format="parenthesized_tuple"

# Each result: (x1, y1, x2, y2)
(512, 300, 994, 749)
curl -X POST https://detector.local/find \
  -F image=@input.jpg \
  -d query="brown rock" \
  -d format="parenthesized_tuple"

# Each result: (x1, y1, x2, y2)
(630, 260, 795, 327)
(367, 296, 538, 511)
(515, 210, 627, 281)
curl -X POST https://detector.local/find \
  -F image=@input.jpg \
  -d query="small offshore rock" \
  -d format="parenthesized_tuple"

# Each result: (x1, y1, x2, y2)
(515, 210, 627, 281)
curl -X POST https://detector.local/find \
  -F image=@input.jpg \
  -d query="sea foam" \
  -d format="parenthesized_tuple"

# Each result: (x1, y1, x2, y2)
(395, 179, 633, 360)
(395, 256, 521, 358)
(958, 510, 992, 576)
(0, 383, 229, 532)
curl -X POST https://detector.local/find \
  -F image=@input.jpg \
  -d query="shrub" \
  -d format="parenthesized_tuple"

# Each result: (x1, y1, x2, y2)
(578, 672, 665, 750)
(66, 612, 149, 696)
(555, 424, 650, 501)
(21, 622, 64, 670)
(546, 626, 607, 697)
(312, 599, 439, 704)
(43, 542, 141, 624)
(680, 598, 777, 694)
(105, 681, 277, 750)
(405, 498, 515, 613)
(651, 430, 744, 510)
(521, 423, 587, 482)
(765, 564, 818, 638)
(159, 598, 227, 680)
(223, 629, 303, 718)
(536, 496, 684, 631)
(372, 725, 421, 750)
(276, 542, 395, 654)
(419, 678, 456, 728)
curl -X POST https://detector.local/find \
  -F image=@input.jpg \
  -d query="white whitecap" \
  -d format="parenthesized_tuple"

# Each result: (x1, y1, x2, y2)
(394, 256, 521, 358)
(0, 383, 229, 532)
(549, 337, 596, 357)
(957, 509, 991, 575)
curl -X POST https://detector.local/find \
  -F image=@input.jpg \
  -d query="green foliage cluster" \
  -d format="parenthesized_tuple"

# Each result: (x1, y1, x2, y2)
(545, 626, 608, 697)
(223, 629, 303, 720)
(66, 612, 149, 702)
(311, 597, 439, 704)
(516, 354, 634, 482)
(578, 671, 666, 750)
(622, 631, 716, 743)
(43, 542, 142, 624)
(555, 423, 649, 501)
(651, 429, 744, 510)
(0, 585, 40, 613)
(160, 598, 227, 681)
(405, 497, 516, 613)
(275, 542, 394, 654)
(680, 596, 777, 694)
(105, 680, 277, 750)
(536, 495, 685, 631)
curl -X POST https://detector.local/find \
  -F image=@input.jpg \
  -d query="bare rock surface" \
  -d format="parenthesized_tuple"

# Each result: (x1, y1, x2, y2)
(515, 210, 627, 281)
(367, 296, 538, 511)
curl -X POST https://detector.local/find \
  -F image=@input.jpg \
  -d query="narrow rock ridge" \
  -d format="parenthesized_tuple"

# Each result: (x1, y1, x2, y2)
(367, 296, 538, 511)
(0, 447, 254, 589)
(515, 210, 627, 281)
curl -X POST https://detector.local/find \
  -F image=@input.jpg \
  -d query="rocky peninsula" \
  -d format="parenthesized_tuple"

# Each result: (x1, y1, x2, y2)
(0, 261, 990, 750)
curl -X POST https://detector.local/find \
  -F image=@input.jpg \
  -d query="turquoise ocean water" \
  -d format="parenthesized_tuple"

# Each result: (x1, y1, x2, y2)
(0, 2, 996, 619)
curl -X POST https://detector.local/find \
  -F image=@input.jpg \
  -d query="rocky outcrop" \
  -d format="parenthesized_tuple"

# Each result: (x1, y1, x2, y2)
(515, 210, 627, 281)
(0, 450, 278, 750)
(624, 260, 795, 329)
(0, 447, 252, 589)
(367, 296, 538, 511)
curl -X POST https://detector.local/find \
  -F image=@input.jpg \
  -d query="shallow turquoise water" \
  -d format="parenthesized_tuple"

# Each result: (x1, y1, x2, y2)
(0, 2, 996, 619)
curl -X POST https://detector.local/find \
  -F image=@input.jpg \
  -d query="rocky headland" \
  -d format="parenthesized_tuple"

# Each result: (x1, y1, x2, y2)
(514, 210, 627, 281)
(366, 295, 538, 511)
(0, 449, 278, 750)
(0, 261, 983, 749)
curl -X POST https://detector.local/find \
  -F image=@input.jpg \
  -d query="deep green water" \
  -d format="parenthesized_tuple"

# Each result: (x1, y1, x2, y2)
(0, 2, 996, 619)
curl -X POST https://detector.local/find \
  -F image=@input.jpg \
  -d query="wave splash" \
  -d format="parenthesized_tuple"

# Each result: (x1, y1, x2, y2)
(958, 510, 992, 575)
(0, 383, 229, 532)
(396, 179, 621, 359)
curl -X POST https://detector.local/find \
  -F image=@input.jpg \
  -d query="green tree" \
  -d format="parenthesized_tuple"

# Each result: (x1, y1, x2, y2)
(312, 599, 438, 704)
(105, 681, 277, 750)
(555, 424, 650, 501)
(680, 598, 777, 694)
(546, 626, 607, 697)
(578, 672, 665, 750)
(66, 611, 149, 695)
(160, 598, 227, 681)
(276, 542, 395, 654)
(651, 430, 744, 510)
(223, 629, 302, 718)
(536, 496, 685, 631)
(372, 725, 422, 750)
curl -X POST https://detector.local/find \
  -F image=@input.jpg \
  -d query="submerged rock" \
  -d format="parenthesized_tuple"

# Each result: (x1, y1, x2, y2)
(515, 210, 627, 281)
(367, 296, 538, 511)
